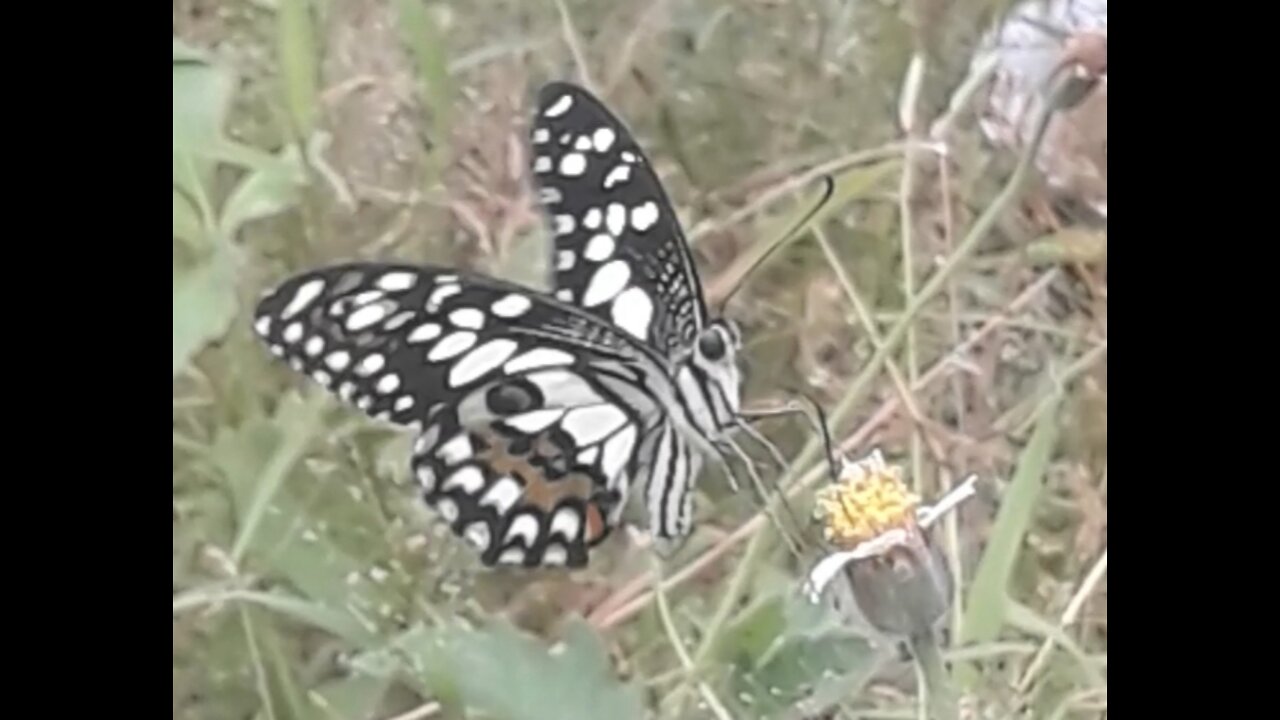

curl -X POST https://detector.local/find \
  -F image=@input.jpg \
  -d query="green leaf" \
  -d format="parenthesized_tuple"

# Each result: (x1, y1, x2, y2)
(174, 188, 205, 245)
(277, 0, 320, 137)
(1026, 228, 1107, 265)
(219, 143, 307, 238)
(388, 618, 645, 720)
(227, 392, 325, 563)
(173, 248, 239, 376)
(207, 397, 415, 642)
(720, 592, 880, 719)
(309, 673, 394, 720)
(961, 400, 1061, 644)
(172, 49, 235, 198)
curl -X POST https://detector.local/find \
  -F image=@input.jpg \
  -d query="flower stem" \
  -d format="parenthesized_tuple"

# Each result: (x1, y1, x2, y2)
(910, 631, 958, 720)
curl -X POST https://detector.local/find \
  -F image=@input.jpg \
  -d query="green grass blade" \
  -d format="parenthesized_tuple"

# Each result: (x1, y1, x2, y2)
(960, 398, 1061, 644)
(1005, 600, 1106, 690)
(173, 587, 376, 646)
(230, 392, 326, 564)
(393, 0, 453, 183)
(276, 0, 319, 138)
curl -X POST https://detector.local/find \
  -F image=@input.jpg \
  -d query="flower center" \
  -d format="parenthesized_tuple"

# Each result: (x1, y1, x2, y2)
(813, 451, 920, 549)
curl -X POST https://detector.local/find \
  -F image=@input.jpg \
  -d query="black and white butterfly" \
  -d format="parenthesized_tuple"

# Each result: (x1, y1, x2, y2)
(253, 82, 791, 569)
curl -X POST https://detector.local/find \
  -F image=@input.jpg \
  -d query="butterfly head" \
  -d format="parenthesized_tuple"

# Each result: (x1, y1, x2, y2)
(689, 318, 745, 423)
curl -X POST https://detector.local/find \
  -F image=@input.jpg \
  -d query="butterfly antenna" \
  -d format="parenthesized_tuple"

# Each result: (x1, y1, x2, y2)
(717, 174, 836, 312)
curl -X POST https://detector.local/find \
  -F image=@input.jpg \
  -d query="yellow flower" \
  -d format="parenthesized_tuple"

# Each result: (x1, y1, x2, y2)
(813, 449, 922, 550)
(804, 448, 979, 640)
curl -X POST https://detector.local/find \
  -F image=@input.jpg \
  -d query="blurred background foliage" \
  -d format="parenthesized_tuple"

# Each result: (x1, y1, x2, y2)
(173, 0, 1106, 717)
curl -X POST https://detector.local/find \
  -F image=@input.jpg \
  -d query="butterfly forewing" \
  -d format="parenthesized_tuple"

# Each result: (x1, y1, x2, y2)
(253, 263, 662, 567)
(529, 82, 708, 357)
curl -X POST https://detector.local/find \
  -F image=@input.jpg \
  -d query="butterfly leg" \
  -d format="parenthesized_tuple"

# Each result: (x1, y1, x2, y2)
(715, 436, 808, 560)
(740, 396, 840, 482)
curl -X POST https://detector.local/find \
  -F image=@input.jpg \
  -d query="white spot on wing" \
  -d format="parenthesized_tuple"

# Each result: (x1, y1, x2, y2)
(583, 260, 631, 307)
(254, 316, 271, 336)
(562, 404, 628, 445)
(408, 323, 442, 343)
(592, 127, 616, 152)
(312, 370, 332, 386)
(583, 207, 602, 229)
(426, 283, 460, 311)
(534, 156, 552, 173)
(584, 234, 615, 261)
(449, 308, 485, 330)
(498, 547, 525, 565)
(376, 272, 416, 292)
(543, 544, 568, 565)
(353, 290, 384, 306)
(384, 311, 415, 331)
(448, 338, 519, 387)
(611, 287, 654, 340)
(436, 497, 459, 523)
(464, 522, 492, 550)
(555, 289, 574, 302)
(577, 447, 599, 465)
(444, 466, 485, 494)
(282, 279, 325, 319)
(505, 408, 566, 433)
(574, 135, 593, 151)
(283, 322, 303, 343)
(347, 303, 390, 331)
(504, 347, 575, 374)
(427, 331, 477, 361)
(491, 294, 532, 318)
(559, 153, 587, 177)
(506, 513, 541, 546)
(603, 165, 632, 189)
(556, 250, 576, 271)
(525, 369, 601, 405)
(602, 424, 638, 480)
(325, 350, 351, 371)
(394, 395, 415, 412)
(532, 128, 550, 144)
(631, 201, 660, 232)
(437, 433, 473, 464)
(417, 465, 436, 492)
(304, 336, 324, 356)
(356, 353, 386, 376)
(481, 476, 521, 514)
(376, 373, 400, 394)
(544, 94, 573, 117)
(551, 506, 582, 541)
(606, 203, 626, 237)
(554, 214, 576, 235)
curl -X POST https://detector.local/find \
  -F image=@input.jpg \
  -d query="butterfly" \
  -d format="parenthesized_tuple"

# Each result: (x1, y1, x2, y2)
(253, 81, 790, 569)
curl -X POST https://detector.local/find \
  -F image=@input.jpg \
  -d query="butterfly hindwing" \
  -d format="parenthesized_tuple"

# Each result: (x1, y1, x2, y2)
(253, 263, 662, 567)
(529, 82, 708, 357)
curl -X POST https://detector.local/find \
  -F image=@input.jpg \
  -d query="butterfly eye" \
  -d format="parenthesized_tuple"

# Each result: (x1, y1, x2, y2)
(698, 329, 726, 361)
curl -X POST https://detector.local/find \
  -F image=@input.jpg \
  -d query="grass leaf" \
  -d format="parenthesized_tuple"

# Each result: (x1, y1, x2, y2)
(173, 248, 238, 376)
(1005, 600, 1106, 690)
(277, 0, 320, 138)
(385, 618, 645, 720)
(961, 398, 1061, 644)
(172, 588, 375, 647)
